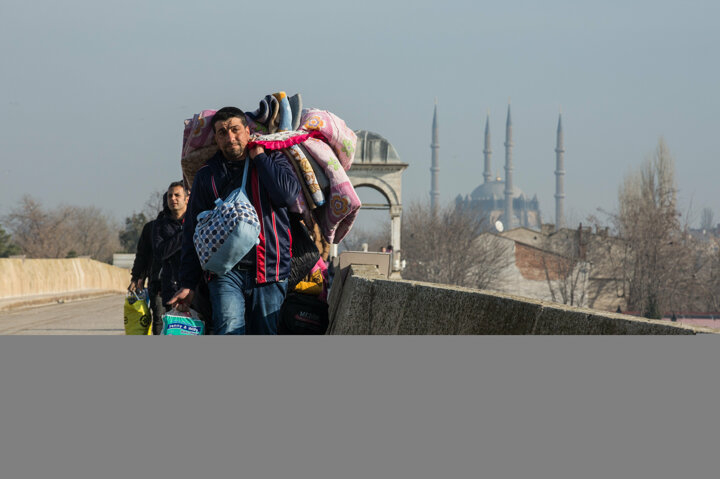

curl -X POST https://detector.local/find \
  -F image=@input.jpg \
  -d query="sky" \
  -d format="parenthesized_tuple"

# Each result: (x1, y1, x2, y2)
(1, 0, 718, 233)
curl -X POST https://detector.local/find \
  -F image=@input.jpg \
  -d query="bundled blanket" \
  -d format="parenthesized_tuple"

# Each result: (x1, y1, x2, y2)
(181, 110, 218, 189)
(180, 92, 361, 244)
(298, 108, 357, 170)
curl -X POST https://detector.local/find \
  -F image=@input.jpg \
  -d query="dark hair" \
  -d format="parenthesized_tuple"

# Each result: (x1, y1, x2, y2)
(210, 106, 248, 131)
(162, 192, 168, 211)
(168, 181, 188, 195)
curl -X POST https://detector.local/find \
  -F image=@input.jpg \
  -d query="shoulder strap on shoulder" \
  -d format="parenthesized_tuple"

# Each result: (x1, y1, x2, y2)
(219, 159, 250, 200)
(206, 157, 228, 200)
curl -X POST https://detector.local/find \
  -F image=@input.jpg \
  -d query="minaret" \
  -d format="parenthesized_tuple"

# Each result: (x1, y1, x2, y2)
(503, 102, 514, 229)
(555, 112, 565, 231)
(483, 111, 492, 184)
(430, 100, 440, 214)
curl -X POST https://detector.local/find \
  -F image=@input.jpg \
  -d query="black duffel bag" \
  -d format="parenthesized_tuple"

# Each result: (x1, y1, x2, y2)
(287, 213, 321, 292)
(278, 292, 329, 335)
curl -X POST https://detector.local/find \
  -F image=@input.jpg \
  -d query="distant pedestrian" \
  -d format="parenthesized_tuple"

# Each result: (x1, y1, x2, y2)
(153, 182, 189, 322)
(128, 195, 166, 334)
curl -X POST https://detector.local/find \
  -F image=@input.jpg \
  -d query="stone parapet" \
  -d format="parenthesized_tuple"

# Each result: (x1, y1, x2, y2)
(0, 258, 130, 301)
(328, 265, 713, 335)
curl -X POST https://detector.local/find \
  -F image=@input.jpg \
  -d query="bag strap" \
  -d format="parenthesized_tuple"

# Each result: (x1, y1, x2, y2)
(213, 158, 251, 200)
(240, 157, 250, 192)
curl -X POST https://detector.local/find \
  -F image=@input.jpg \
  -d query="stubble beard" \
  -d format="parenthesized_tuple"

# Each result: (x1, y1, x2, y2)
(170, 204, 186, 219)
(222, 144, 246, 162)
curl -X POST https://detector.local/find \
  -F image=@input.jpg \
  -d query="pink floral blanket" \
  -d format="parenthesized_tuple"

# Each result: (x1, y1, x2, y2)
(181, 94, 361, 244)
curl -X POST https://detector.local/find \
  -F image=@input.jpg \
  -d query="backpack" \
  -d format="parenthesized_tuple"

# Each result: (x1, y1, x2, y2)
(192, 158, 260, 276)
(278, 292, 329, 335)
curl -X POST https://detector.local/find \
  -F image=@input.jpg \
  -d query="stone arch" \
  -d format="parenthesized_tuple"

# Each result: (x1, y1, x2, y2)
(346, 130, 408, 272)
(352, 178, 399, 207)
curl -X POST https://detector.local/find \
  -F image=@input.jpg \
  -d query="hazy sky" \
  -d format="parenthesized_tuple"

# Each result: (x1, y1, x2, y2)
(1, 0, 718, 231)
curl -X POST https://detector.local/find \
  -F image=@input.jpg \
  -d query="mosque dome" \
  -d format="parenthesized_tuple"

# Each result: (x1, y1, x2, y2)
(470, 179, 524, 201)
(353, 130, 402, 164)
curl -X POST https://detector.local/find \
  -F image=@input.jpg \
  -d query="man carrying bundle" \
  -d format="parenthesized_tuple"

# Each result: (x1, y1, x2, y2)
(168, 107, 300, 335)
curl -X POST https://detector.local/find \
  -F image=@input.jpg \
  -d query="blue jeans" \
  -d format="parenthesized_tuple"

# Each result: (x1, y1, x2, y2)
(207, 269, 288, 335)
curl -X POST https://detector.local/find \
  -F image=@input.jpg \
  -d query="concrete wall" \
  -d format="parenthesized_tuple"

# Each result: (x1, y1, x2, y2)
(328, 265, 714, 335)
(0, 258, 130, 299)
(112, 253, 136, 269)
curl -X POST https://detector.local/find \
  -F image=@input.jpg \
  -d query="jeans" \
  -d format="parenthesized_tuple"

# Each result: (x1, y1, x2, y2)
(207, 268, 288, 335)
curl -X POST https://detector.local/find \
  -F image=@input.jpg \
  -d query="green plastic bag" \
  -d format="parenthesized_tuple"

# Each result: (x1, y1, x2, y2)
(124, 292, 151, 335)
(162, 308, 205, 336)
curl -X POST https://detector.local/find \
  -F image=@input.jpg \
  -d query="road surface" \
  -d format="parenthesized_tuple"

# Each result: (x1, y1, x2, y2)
(0, 293, 126, 335)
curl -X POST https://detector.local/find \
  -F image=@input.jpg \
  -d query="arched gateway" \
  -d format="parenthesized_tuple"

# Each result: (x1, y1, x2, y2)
(347, 130, 408, 272)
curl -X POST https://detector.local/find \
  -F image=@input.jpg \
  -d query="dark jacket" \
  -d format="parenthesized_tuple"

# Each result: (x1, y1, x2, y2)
(153, 211, 185, 305)
(131, 220, 154, 281)
(179, 150, 301, 290)
(131, 219, 163, 288)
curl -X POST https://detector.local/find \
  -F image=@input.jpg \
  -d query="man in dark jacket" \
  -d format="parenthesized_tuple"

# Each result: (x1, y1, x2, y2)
(169, 107, 300, 335)
(128, 219, 155, 294)
(128, 195, 166, 334)
(153, 181, 188, 321)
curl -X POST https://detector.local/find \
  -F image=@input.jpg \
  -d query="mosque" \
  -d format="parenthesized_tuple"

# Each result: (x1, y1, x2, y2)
(430, 103, 566, 232)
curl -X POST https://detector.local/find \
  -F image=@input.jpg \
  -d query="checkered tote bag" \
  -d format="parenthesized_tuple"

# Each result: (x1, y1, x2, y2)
(193, 159, 260, 276)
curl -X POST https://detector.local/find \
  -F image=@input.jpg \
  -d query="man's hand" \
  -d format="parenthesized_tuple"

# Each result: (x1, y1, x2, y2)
(128, 277, 144, 293)
(249, 145, 265, 159)
(167, 288, 194, 312)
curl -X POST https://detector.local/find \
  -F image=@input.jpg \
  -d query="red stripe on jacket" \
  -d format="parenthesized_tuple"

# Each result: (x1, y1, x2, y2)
(210, 175, 218, 199)
(251, 168, 267, 283)
(272, 212, 279, 280)
(288, 226, 293, 260)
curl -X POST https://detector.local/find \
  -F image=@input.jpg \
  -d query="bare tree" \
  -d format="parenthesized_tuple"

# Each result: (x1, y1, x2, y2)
(66, 206, 121, 262)
(5, 196, 73, 258)
(700, 207, 715, 232)
(142, 189, 165, 220)
(338, 220, 390, 253)
(469, 232, 514, 291)
(401, 201, 512, 290)
(700, 242, 720, 311)
(540, 227, 592, 307)
(4, 196, 119, 262)
(608, 138, 704, 317)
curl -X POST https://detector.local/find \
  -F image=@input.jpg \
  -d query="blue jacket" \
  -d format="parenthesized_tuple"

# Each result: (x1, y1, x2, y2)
(179, 150, 301, 289)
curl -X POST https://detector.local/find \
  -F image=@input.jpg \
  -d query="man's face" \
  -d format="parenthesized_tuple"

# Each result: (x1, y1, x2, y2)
(214, 117, 250, 161)
(167, 186, 188, 216)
